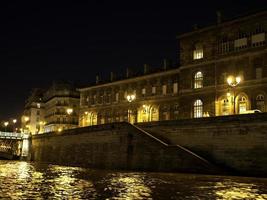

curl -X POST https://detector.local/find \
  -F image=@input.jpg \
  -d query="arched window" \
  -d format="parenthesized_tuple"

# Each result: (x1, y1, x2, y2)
(193, 99, 203, 118)
(193, 43, 203, 60)
(221, 98, 230, 115)
(194, 72, 203, 89)
(256, 94, 265, 112)
(238, 96, 247, 114)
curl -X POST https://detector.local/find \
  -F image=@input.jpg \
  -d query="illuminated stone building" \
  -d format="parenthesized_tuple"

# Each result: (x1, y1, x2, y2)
(78, 11, 267, 126)
(23, 82, 80, 134)
(22, 88, 45, 134)
(43, 82, 80, 133)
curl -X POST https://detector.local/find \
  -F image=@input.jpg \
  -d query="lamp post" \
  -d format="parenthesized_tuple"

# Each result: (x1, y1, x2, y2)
(66, 108, 74, 129)
(227, 75, 241, 114)
(126, 94, 136, 123)
(13, 119, 17, 132)
(4, 121, 9, 132)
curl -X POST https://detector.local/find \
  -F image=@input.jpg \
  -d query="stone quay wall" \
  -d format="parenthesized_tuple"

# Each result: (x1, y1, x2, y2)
(138, 113, 267, 176)
(31, 123, 215, 173)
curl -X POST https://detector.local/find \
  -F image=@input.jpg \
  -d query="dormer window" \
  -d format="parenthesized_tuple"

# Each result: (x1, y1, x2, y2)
(193, 43, 203, 60)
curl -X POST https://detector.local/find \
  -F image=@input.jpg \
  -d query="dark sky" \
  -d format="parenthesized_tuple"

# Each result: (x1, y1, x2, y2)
(0, 0, 266, 120)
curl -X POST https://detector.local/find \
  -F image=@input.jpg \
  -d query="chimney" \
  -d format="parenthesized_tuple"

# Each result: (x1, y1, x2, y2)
(110, 72, 114, 81)
(126, 68, 130, 78)
(144, 64, 149, 74)
(163, 59, 168, 70)
(216, 11, 222, 24)
(96, 75, 100, 84)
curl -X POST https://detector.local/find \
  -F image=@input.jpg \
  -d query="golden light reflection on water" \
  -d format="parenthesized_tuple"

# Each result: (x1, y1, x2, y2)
(215, 181, 267, 200)
(0, 161, 267, 199)
(48, 165, 97, 199)
(108, 174, 152, 199)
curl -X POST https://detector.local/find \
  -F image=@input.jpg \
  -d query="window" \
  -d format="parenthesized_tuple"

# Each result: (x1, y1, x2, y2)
(193, 99, 203, 118)
(37, 103, 41, 108)
(92, 95, 97, 105)
(162, 85, 167, 95)
(107, 94, 111, 104)
(239, 96, 247, 114)
(234, 38, 247, 48)
(152, 86, 156, 95)
(173, 83, 178, 94)
(252, 33, 265, 47)
(219, 41, 231, 54)
(221, 99, 230, 115)
(115, 92, 119, 102)
(194, 72, 203, 89)
(193, 43, 203, 60)
(142, 88, 146, 96)
(256, 68, 262, 79)
(256, 94, 265, 112)
(37, 110, 40, 115)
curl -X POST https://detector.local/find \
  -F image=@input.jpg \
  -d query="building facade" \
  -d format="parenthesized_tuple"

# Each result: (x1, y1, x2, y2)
(23, 82, 80, 134)
(22, 88, 45, 134)
(43, 82, 80, 133)
(78, 11, 267, 126)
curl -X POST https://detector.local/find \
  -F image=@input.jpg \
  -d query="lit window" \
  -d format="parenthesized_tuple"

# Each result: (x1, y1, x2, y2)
(193, 99, 203, 118)
(173, 83, 178, 94)
(194, 71, 203, 89)
(239, 96, 247, 114)
(256, 68, 262, 79)
(193, 43, 203, 60)
(162, 85, 167, 95)
(142, 88, 146, 96)
(152, 86, 156, 95)
(115, 92, 119, 102)
(252, 33, 265, 47)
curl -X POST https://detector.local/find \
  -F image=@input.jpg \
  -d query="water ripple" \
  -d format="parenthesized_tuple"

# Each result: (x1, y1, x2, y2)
(0, 160, 267, 199)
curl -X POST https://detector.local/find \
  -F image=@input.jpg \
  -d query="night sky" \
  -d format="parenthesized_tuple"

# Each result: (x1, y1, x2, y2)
(0, 0, 266, 120)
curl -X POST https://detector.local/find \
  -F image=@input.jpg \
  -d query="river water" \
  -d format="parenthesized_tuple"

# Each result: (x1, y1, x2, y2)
(0, 161, 267, 199)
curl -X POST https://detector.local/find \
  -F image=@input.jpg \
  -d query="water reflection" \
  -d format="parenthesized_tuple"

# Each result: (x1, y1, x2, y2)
(215, 181, 267, 200)
(107, 174, 152, 199)
(0, 160, 267, 199)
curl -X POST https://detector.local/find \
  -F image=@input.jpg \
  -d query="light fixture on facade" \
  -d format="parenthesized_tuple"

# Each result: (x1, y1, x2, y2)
(227, 75, 241, 87)
(24, 116, 29, 122)
(4, 122, 9, 127)
(66, 108, 73, 115)
(13, 119, 17, 124)
(57, 127, 62, 132)
(126, 94, 136, 102)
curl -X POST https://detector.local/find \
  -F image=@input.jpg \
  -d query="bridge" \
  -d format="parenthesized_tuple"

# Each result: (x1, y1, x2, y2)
(0, 132, 30, 160)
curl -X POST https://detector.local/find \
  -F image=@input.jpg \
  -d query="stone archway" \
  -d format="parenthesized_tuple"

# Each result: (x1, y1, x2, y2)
(83, 112, 98, 126)
(217, 95, 231, 116)
(235, 93, 250, 114)
(137, 105, 159, 123)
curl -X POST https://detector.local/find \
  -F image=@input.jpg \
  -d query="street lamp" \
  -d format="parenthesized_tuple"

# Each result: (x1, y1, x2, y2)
(4, 121, 9, 132)
(66, 108, 73, 115)
(126, 94, 136, 103)
(12, 119, 17, 132)
(24, 116, 29, 122)
(227, 75, 241, 114)
(126, 94, 136, 123)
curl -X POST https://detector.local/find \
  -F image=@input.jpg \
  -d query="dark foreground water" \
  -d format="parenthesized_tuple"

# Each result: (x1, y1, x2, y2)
(0, 161, 267, 199)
